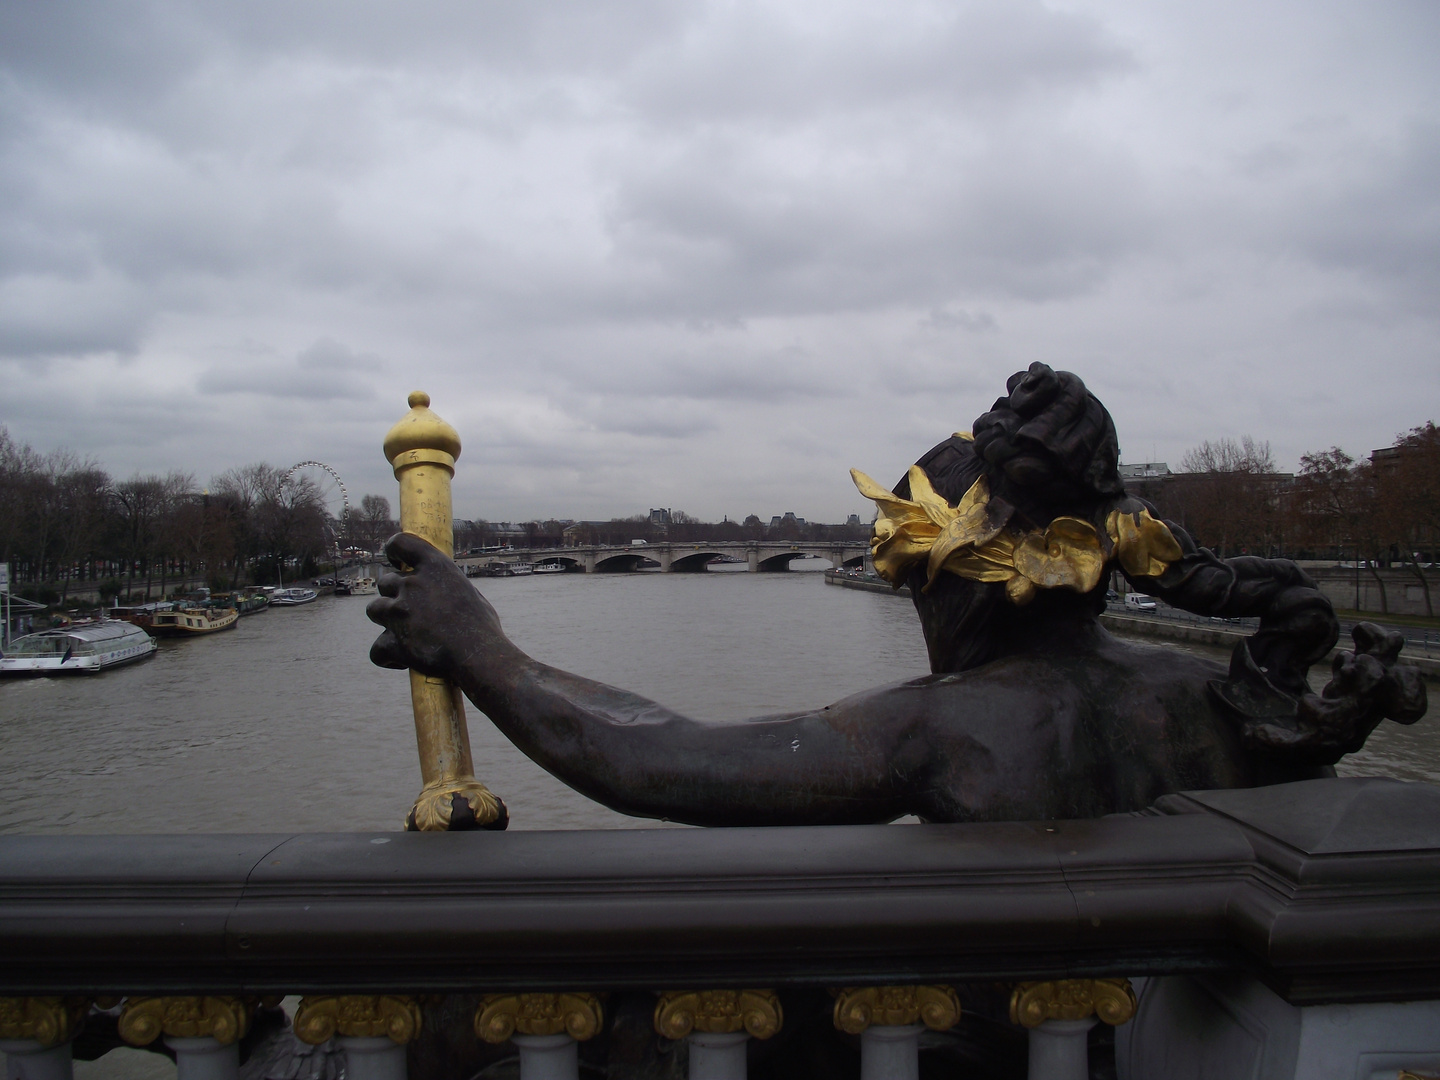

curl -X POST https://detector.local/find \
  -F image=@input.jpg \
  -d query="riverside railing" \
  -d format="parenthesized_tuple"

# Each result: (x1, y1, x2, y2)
(4, 777, 1440, 1080)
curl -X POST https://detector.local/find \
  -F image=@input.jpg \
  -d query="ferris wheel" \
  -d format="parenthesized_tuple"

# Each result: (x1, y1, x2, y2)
(278, 461, 351, 544)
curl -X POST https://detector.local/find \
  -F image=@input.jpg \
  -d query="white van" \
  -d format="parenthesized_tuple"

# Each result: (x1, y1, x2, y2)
(1124, 593, 1158, 612)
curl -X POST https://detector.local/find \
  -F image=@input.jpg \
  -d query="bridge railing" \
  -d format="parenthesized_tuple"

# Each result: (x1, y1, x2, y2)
(4, 778, 1440, 1080)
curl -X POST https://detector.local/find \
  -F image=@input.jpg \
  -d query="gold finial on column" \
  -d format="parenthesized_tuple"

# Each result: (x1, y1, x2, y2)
(384, 390, 504, 831)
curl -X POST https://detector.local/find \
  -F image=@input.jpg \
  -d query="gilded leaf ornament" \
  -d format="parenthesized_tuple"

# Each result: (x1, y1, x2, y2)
(653, 990, 782, 1040)
(851, 466, 1181, 603)
(0, 997, 89, 1048)
(293, 995, 423, 1045)
(407, 777, 504, 832)
(1008, 979, 1137, 1029)
(474, 992, 604, 1044)
(118, 997, 251, 1047)
(832, 985, 960, 1034)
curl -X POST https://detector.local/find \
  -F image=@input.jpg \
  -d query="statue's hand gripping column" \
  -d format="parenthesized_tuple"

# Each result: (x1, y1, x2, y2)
(384, 391, 506, 831)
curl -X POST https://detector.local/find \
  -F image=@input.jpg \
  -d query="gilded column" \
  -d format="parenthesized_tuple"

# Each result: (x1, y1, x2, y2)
(294, 995, 423, 1080)
(654, 990, 782, 1080)
(1009, 979, 1137, 1080)
(384, 391, 504, 832)
(832, 985, 960, 1080)
(119, 996, 252, 1080)
(0, 997, 88, 1080)
(474, 993, 603, 1080)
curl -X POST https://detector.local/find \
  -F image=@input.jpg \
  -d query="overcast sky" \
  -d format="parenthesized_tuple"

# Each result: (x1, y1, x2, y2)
(1, 1, 1436, 524)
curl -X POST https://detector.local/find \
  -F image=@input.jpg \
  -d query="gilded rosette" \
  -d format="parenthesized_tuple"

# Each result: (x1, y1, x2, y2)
(293, 995, 423, 1045)
(1008, 979, 1137, 1029)
(653, 990, 782, 1041)
(475, 993, 604, 1044)
(0, 997, 89, 1047)
(118, 996, 251, 1047)
(832, 985, 960, 1034)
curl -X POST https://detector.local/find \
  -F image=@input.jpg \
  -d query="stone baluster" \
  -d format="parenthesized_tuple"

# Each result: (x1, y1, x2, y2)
(653, 990, 783, 1080)
(0, 997, 88, 1080)
(832, 985, 961, 1080)
(1009, 979, 1137, 1080)
(475, 993, 603, 1080)
(118, 996, 251, 1080)
(293, 995, 423, 1080)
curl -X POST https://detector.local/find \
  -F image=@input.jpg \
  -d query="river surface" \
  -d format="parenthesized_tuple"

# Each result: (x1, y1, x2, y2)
(1, 562, 1434, 836)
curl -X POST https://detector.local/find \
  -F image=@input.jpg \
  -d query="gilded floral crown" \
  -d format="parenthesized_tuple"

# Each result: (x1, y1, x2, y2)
(850, 438, 1182, 605)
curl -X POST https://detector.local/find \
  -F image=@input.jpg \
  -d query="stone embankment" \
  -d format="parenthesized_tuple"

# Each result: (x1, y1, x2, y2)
(823, 570, 1440, 682)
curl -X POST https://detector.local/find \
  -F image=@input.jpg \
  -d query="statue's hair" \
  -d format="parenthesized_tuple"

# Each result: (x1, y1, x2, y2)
(903, 364, 1336, 693)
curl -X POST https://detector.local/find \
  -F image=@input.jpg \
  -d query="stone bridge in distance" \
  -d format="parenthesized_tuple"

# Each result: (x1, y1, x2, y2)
(458, 540, 869, 574)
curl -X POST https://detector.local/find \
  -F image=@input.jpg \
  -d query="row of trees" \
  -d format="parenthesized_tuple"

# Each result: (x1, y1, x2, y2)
(0, 428, 401, 604)
(5, 418, 1434, 611)
(1141, 423, 1439, 615)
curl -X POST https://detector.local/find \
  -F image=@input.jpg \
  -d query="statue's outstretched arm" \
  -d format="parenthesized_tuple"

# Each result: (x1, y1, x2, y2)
(367, 532, 925, 827)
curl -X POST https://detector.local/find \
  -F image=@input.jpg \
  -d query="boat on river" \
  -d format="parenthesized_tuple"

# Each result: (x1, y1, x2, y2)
(335, 577, 377, 596)
(148, 606, 239, 637)
(211, 592, 269, 615)
(270, 587, 319, 606)
(0, 620, 157, 676)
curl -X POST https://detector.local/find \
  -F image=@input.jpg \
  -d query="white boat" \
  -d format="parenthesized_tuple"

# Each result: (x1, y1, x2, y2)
(0, 620, 157, 676)
(270, 587, 319, 606)
(533, 562, 566, 574)
(337, 577, 377, 596)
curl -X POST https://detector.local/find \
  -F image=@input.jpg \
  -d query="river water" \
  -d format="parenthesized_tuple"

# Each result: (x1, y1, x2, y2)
(0, 562, 1434, 836)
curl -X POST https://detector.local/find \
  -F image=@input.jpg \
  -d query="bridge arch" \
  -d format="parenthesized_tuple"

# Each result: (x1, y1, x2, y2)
(757, 551, 812, 572)
(594, 553, 649, 573)
(670, 550, 727, 572)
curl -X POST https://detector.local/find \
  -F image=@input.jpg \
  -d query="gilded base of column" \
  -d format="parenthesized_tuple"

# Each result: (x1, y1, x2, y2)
(405, 777, 508, 832)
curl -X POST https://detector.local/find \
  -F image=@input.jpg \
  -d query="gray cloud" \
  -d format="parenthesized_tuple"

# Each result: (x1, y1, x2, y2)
(0, 1, 1436, 522)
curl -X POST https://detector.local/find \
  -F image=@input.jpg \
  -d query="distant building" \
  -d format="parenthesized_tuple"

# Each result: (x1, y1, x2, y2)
(769, 512, 806, 529)
(648, 508, 671, 526)
(846, 513, 863, 527)
(1118, 462, 1171, 480)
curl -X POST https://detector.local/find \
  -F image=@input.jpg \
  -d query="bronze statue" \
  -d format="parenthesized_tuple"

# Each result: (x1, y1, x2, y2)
(367, 364, 1426, 827)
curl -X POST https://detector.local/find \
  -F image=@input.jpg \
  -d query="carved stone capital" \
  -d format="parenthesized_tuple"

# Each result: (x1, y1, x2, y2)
(293, 995, 423, 1045)
(654, 990, 782, 1040)
(474, 993, 603, 1044)
(0, 997, 88, 1047)
(832, 985, 960, 1035)
(118, 997, 251, 1047)
(1009, 979, 1137, 1029)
